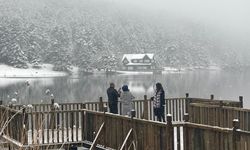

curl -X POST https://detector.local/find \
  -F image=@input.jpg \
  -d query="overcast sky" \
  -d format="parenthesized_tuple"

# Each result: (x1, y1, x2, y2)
(118, 0, 250, 37)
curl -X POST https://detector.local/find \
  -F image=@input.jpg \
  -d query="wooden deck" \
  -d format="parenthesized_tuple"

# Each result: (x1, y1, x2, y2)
(0, 94, 249, 150)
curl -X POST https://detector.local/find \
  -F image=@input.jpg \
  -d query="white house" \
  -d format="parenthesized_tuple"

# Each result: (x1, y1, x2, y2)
(121, 53, 156, 71)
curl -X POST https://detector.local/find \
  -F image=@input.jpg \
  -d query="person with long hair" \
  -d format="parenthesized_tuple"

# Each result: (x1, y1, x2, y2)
(152, 82, 165, 122)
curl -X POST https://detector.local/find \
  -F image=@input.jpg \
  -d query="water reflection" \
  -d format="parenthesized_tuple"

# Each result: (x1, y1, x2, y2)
(0, 70, 250, 108)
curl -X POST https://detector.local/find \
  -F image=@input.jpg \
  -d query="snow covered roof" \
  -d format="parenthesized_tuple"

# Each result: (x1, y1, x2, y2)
(122, 53, 154, 62)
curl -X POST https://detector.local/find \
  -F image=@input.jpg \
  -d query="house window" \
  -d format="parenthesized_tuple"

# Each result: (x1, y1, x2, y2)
(139, 59, 143, 63)
(128, 66, 134, 70)
(138, 66, 147, 70)
(132, 59, 138, 63)
(144, 59, 151, 63)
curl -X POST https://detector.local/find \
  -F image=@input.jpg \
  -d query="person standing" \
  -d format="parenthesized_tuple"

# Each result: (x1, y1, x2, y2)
(107, 83, 120, 114)
(120, 85, 135, 116)
(152, 82, 165, 122)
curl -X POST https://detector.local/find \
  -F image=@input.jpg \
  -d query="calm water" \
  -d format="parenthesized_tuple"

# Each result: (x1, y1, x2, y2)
(1, 69, 250, 108)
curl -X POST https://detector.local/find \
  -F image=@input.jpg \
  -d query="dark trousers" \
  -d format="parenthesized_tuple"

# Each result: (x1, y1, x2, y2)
(109, 104, 118, 114)
(154, 106, 165, 122)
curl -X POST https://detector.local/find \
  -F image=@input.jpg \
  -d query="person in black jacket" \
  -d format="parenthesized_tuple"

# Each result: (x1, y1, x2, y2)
(107, 83, 120, 114)
(152, 82, 165, 122)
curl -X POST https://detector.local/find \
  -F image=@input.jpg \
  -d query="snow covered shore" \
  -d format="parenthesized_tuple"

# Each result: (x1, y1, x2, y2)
(0, 64, 68, 78)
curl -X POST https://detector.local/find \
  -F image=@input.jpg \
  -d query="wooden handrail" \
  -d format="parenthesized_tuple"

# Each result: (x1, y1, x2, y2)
(90, 122, 105, 150)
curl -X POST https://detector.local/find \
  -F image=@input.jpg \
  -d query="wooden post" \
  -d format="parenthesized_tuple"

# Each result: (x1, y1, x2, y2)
(22, 107, 28, 145)
(143, 95, 148, 120)
(81, 103, 86, 141)
(219, 100, 223, 107)
(185, 93, 190, 114)
(103, 110, 107, 148)
(50, 99, 55, 130)
(166, 114, 173, 150)
(51, 99, 55, 105)
(81, 103, 86, 109)
(131, 109, 136, 118)
(184, 113, 189, 122)
(210, 94, 214, 100)
(183, 113, 189, 150)
(99, 97, 104, 112)
(232, 119, 240, 150)
(103, 106, 108, 112)
(239, 96, 243, 108)
(0, 100, 2, 105)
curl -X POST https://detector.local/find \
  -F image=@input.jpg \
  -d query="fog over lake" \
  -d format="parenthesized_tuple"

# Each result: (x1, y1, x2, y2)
(1, 69, 250, 108)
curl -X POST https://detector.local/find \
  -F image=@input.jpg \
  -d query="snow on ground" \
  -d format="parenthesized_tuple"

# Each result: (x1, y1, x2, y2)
(0, 64, 67, 78)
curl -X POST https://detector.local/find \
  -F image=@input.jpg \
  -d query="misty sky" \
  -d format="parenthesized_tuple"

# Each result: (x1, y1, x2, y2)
(119, 0, 250, 36)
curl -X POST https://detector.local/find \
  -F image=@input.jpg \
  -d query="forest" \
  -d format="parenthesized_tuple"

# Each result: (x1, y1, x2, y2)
(0, 0, 249, 72)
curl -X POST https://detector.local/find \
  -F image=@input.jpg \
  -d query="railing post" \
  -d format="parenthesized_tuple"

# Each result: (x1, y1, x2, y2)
(210, 94, 214, 100)
(183, 113, 189, 150)
(232, 119, 240, 150)
(103, 106, 108, 112)
(51, 98, 55, 106)
(185, 93, 190, 114)
(131, 109, 136, 118)
(81, 103, 86, 109)
(166, 114, 173, 150)
(50, 99, 55, 130)
(103, 108, 107, 148)
(184, 113, 189, 122)
(22, 107, 28, 145)
(99, 97, 104, 112)
(239, 96, 243, 108)
(143, 95, 148, 120)
(81, 103, 86, 141)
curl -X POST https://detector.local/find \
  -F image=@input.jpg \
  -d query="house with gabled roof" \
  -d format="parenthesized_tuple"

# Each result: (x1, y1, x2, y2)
(121, 53, 156, 71)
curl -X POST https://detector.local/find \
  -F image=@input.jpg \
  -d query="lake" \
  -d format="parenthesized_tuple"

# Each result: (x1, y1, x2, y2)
(1, 69, 250, 108)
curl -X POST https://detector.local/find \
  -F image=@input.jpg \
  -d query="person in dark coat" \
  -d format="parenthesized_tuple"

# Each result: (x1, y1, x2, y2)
(107, 83, 120, 114)
(152, 82, 165, 122)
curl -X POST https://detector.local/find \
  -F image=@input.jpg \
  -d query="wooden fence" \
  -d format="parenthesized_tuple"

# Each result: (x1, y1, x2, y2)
(0, 95, 247, 150)
(84, 109, 250, 150)
(11, 94, 241, 122)
(189, 102, 250, 131)
(0, 105, 25, 144)
(84, 110, 174, 150)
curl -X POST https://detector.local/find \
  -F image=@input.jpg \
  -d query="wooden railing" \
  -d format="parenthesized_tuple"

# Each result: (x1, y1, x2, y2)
(25, 109, 85, 145)
(85, 110, 174, 150)
(0, 95, 245, 150)
(84, 109, 250, 150)
(0, 105, 26, 144)
(189, 102, 250, 131)
(10, 95, 242, 123)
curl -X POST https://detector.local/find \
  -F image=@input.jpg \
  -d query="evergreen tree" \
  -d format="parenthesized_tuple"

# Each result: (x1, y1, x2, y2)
(0, 19, 28, 68)
(45, 26, 72, 72)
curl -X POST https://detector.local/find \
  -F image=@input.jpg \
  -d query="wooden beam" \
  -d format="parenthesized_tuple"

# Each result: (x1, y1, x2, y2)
(120, 128, 133, 150)
(90, 122, 105, 150)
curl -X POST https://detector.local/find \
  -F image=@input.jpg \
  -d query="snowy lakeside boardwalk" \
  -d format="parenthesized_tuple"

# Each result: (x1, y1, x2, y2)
(1, 95, 250, 150)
